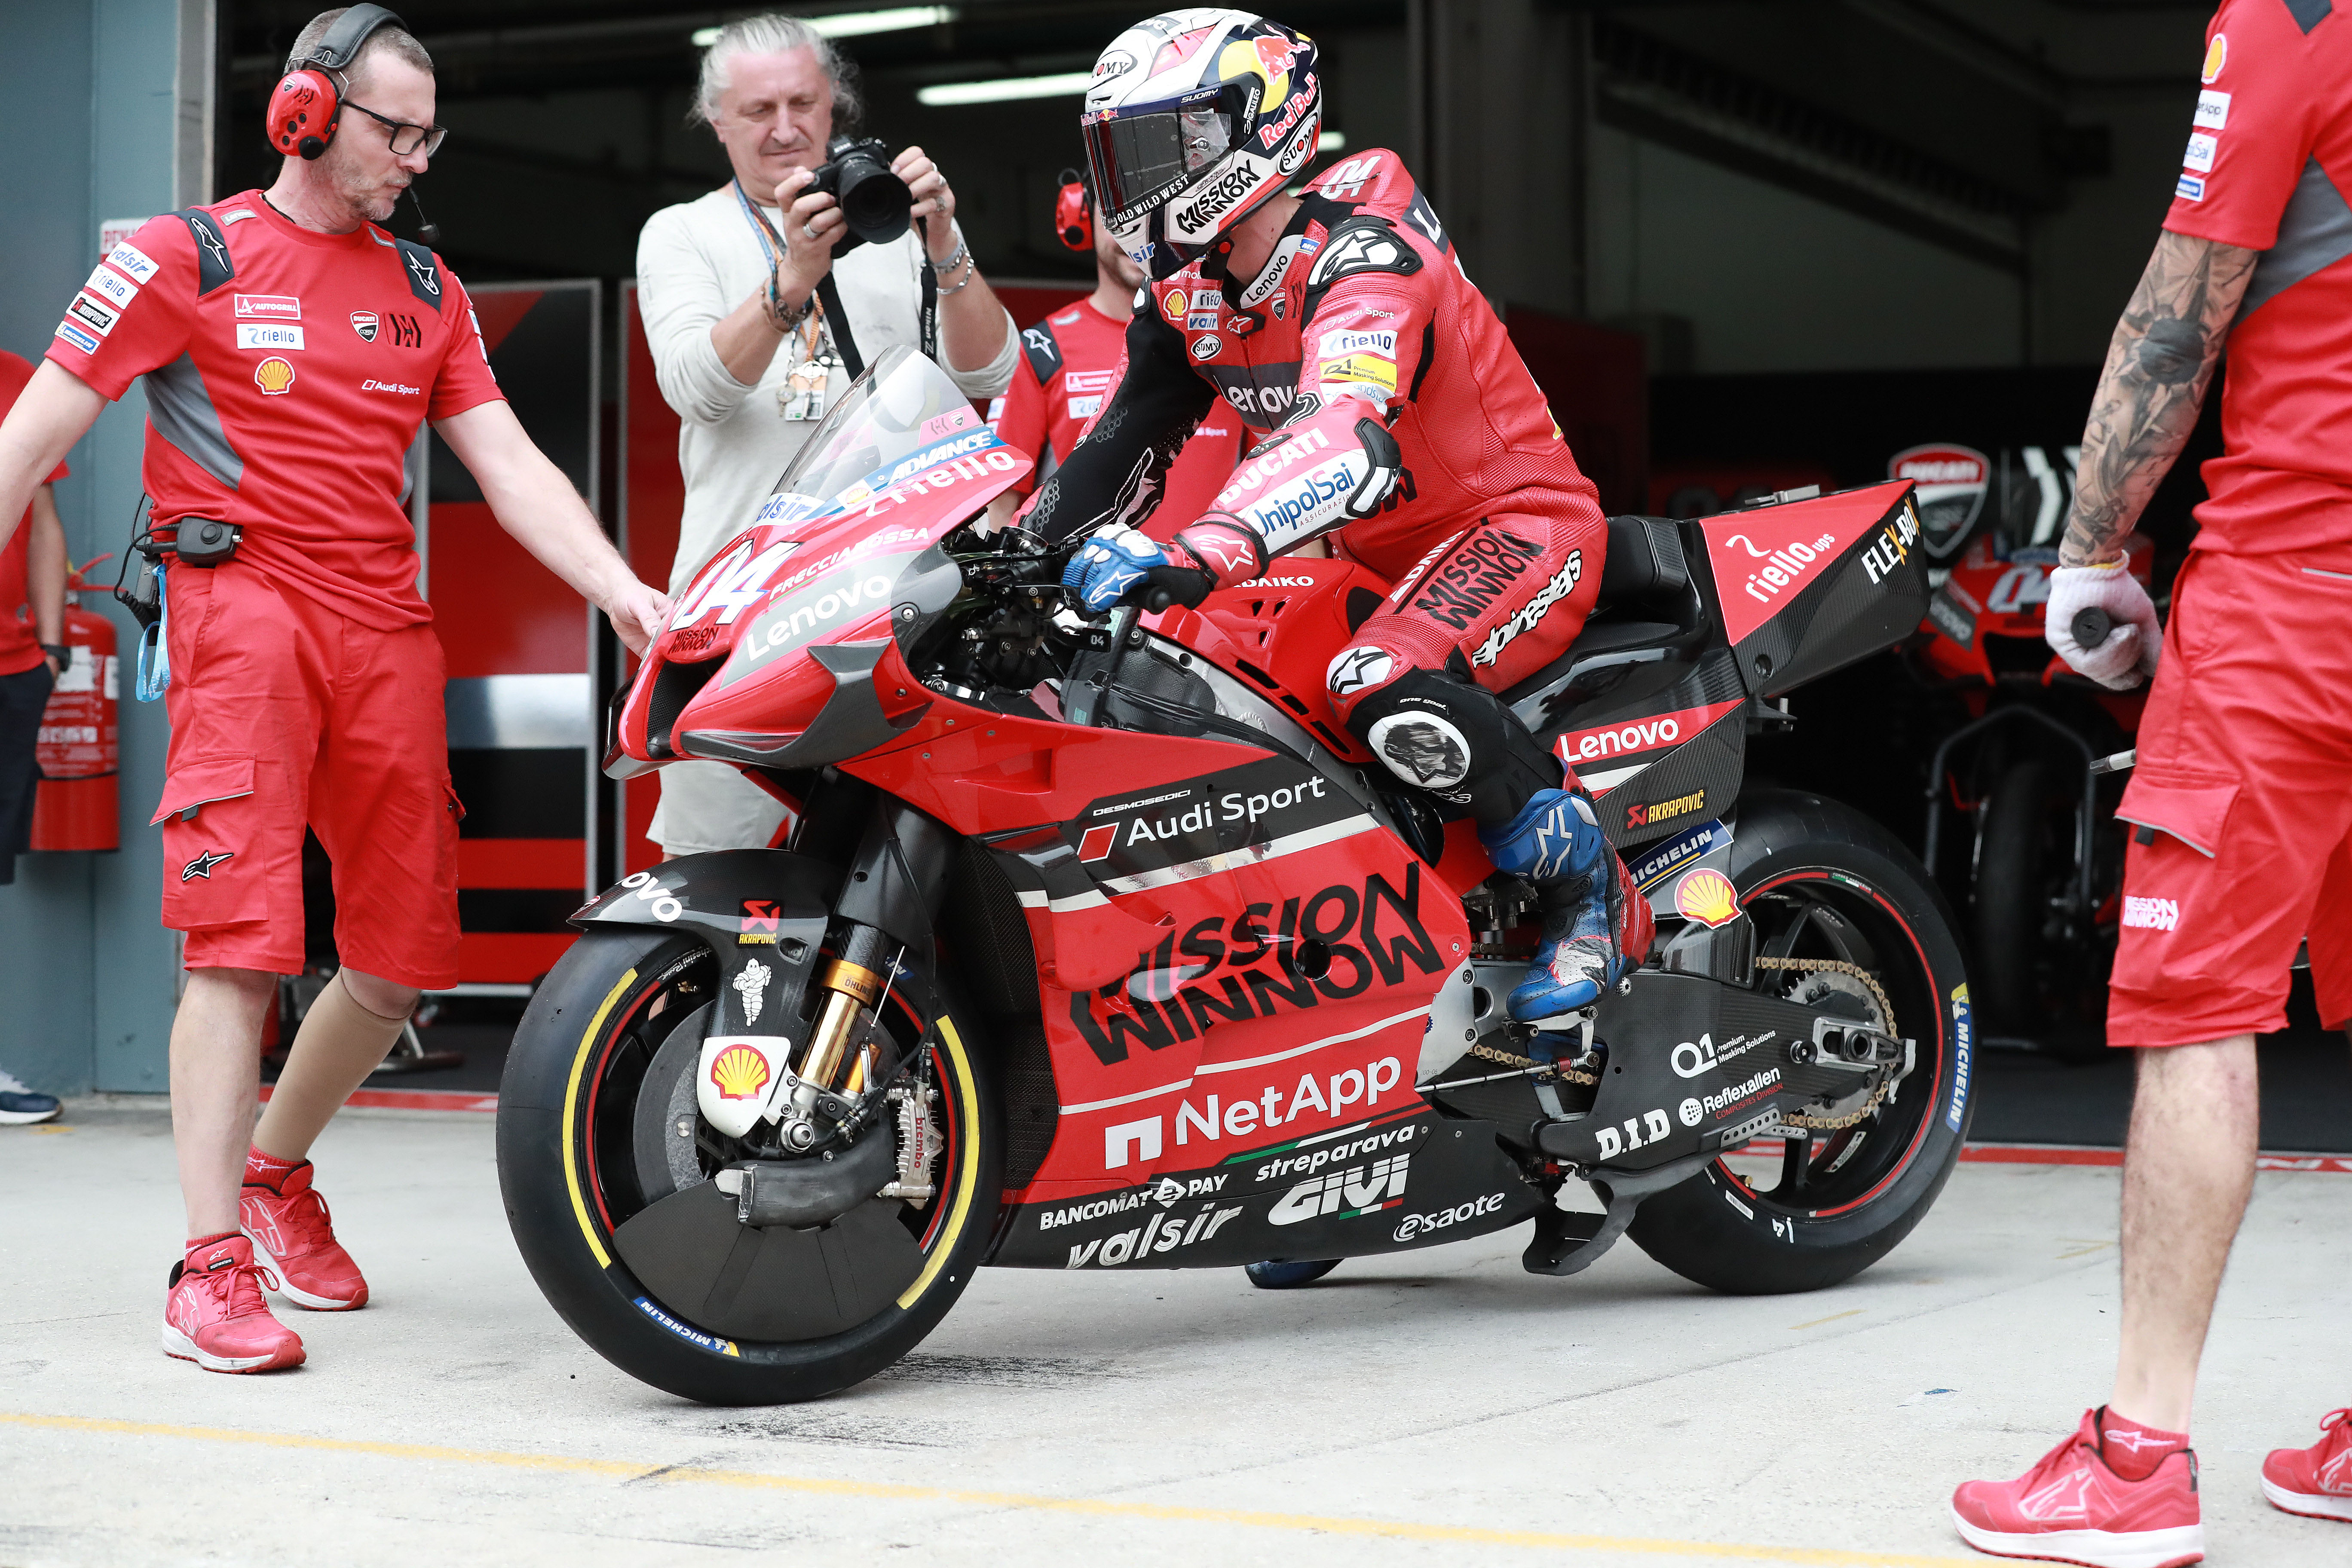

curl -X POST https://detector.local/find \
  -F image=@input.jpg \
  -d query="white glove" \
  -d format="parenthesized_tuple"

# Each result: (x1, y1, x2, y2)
(2044, 561, 2160, 690)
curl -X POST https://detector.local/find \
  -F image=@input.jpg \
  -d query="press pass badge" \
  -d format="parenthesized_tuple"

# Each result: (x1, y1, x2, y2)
(779, 346, 836, 421)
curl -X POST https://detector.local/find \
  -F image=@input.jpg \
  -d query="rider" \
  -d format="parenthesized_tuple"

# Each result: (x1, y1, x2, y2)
(1029, 8, 1650, 1021)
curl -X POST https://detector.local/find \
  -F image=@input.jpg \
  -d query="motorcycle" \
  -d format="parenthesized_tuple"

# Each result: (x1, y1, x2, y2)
(498, 348, 1971, 1406)
(1895, 444, 2152, 1054)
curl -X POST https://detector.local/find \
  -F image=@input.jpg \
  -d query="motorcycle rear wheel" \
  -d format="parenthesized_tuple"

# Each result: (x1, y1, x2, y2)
(498, 923, 1001, 1404)
(1626, 789, 1972, 1295)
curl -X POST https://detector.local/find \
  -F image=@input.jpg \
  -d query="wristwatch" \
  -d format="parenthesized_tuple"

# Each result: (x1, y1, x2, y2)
(40, 643, 70, 672)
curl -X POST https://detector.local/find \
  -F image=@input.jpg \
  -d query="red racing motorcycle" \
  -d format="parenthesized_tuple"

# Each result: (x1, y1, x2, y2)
(499, 349, 1972, 1405)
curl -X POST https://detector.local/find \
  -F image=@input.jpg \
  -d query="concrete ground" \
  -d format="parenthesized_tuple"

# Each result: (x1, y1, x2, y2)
(3, 1101, 2347, 1568)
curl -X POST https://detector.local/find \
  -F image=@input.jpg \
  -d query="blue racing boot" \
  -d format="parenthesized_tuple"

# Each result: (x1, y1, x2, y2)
(1477, 788, 1632, 1021)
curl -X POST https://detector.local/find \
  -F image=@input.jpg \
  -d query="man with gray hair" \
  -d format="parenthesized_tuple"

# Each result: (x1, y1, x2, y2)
(637, 12, 1016, 858)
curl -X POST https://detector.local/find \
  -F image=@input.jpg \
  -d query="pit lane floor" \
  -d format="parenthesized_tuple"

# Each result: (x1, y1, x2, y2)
(4, 1100, 2346, 1568)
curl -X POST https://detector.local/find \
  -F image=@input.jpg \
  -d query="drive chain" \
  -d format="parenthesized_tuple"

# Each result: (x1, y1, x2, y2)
(1754, 956, 1896, 1132)
(1467, 1039, 1599, 1086)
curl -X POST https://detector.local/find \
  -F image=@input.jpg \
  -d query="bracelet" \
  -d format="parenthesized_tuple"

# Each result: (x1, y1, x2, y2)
(926, 224, 968, 276)
(764, 275, 814, 331)
(934, 251, 978, 294)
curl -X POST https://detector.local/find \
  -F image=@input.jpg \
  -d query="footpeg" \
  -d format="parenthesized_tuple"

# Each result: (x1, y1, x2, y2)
(1522, 1152, 1712, 1277)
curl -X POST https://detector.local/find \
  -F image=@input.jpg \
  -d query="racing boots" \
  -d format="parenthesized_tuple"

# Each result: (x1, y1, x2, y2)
(1478, 787, 1648, 1022)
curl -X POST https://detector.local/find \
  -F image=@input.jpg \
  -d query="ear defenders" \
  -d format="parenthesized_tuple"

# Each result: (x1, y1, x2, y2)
(1054, 167, 1093, 253)
(266, 3, 407, 160)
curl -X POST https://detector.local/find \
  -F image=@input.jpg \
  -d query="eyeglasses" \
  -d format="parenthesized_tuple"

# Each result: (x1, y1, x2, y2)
(344, 100, 448, 158)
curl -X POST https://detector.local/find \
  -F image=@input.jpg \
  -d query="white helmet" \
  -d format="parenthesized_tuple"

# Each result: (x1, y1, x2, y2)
(1081, 9, 1322, 280)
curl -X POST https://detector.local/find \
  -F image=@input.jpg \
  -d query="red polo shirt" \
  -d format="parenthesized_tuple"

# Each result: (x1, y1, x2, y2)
(44, 191, 502, 628)
(2165, 0, 2352, 554)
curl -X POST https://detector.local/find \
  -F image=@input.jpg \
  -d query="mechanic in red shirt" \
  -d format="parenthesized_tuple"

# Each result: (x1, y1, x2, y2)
(985, 173, 1243, 536)
(1952, 2, 2352, 1561)
(1034, 9, 1648, 1024)
(0, 6, 667, 1376)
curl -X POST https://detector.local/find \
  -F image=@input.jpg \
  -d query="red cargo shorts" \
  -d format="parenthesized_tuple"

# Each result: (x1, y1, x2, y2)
(2107, 546, 2352, 1046)
(151, 563, 462, 989)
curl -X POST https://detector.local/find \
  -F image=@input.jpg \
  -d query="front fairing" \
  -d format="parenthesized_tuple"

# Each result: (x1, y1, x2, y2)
(608, 349, 1030, 772)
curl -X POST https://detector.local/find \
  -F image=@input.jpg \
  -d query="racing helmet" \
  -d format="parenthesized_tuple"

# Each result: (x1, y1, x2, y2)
(1081, 9, 1321, 280)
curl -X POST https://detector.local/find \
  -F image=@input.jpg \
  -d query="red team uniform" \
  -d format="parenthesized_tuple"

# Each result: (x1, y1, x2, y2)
(46, 193, 502, 986)
(990, 296, 1243, 535)
(2110, 0, 2352, 1044)
(1031, 147, 1609, 781)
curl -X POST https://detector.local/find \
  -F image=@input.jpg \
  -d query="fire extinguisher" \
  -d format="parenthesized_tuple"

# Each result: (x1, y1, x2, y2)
(29, 554, 119, 852)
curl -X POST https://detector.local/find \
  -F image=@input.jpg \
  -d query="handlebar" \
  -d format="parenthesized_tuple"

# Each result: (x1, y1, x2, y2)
(2070, 607, 2112, 649)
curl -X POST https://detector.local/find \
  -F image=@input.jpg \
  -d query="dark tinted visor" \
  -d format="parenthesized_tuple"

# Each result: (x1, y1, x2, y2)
(1084, 102, 1235, 223)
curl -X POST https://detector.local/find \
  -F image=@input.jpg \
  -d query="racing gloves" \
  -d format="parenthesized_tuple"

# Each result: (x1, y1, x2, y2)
(1062, 516, 1269, 613)
(2045, 560, 2161, 691)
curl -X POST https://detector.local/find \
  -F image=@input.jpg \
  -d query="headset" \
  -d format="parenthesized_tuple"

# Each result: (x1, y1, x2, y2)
(265, 4, 407, 161)
(1054, 167, 1093, 253)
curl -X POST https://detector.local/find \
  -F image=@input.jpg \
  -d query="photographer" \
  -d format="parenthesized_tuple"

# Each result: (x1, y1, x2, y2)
(637, 13, 1016, 858)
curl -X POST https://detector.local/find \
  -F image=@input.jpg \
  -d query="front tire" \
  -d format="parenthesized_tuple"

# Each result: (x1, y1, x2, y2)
(497, 922, 1001, 1404)
(1626, 789, 1972, 1295)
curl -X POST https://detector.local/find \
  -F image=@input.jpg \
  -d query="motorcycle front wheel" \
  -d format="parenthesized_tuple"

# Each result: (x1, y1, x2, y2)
(1626, 788, 1973, 1295)
(498, 922, 1001, 1404)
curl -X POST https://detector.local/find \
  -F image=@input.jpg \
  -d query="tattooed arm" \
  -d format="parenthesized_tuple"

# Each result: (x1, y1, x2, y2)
(2061, 230, 2258, 567)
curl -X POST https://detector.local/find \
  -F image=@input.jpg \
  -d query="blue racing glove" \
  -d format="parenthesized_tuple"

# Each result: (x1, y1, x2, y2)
(1061, 524, 1223, 615)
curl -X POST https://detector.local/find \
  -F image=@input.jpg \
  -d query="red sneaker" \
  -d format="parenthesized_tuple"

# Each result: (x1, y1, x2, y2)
(1951, 1409, 2204, 1568)
(161, 1235, 304, 1373)
(239, 1160, 369, 1310)
(2262, 1407, 2352, 1522)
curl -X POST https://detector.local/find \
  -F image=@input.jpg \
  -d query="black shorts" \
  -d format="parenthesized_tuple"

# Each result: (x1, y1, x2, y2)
(0, 663, 54, 885)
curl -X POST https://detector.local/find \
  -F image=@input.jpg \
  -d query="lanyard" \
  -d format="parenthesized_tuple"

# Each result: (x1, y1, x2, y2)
(734, 180, 826, 358)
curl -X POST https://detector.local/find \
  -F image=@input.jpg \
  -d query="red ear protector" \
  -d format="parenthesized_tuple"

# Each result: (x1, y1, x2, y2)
(1054, 168, 1093, 253)
(266, 4, 406, 160)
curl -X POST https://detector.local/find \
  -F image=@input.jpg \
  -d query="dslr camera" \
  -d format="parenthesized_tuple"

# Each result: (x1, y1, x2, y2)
(808, 135, 913, 249)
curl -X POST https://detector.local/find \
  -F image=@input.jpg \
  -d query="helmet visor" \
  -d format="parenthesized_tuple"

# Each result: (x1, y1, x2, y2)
(1084, 102, 1235, 227)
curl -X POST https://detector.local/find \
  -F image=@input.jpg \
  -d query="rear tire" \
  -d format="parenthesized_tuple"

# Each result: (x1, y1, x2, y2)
(498, 919, 1001, 1404)
(1626, 789, 1972, 1295)
(1974, 756, 2049, 1038)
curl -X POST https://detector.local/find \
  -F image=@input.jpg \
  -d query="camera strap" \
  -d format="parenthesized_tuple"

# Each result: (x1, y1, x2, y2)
(814, 272, 865, 381)
(915, 215, 940, 364)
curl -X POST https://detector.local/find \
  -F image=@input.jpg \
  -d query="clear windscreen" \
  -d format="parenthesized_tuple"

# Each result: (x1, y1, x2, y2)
(768, 345, 989, 510)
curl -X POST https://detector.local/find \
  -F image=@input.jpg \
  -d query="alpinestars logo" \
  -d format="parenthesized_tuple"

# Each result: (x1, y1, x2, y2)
(181, 850, 234, 882)
(2018, 1471, 2093, 1524)
(1471, 553, 1581, 667)
(2122, 896, 2179, 931)
(1269, 1154, 1409, 1225)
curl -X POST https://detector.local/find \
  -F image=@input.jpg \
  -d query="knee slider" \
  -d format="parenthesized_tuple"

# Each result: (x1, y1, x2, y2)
(1344, 666, 1554, 814)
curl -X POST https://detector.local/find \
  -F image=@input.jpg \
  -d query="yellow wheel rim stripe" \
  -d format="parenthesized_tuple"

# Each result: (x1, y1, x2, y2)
(894, 1014, 978, 1310)
(561, 967, 640, 1271)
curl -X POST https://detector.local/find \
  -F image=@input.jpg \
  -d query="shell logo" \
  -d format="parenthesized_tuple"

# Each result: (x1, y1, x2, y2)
(2202, 34, 2226, 84)
(253, 356, 297, 396)
(1675, 868, 1741, 929)
(709, 1043, 772, 1101)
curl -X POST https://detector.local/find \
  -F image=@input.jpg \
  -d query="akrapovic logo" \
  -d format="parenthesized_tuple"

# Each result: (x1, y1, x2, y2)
(2122, 896, 2179, 931)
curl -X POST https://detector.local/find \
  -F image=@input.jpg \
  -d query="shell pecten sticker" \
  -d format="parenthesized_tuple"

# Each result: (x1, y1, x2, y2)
(253, 356, 297, 395)
(710, 1042, 772, 1101)
(2202, 33, 2226, 84)
(1674, 868, 1741, 928)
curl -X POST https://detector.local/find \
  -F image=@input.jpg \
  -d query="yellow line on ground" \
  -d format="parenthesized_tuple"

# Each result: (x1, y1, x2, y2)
(0, 1410, 1972, 1565)
(1789, 1309, 1866, 1331)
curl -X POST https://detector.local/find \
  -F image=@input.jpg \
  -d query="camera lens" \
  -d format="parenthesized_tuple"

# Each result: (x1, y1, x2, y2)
(822, 138, 913, 246)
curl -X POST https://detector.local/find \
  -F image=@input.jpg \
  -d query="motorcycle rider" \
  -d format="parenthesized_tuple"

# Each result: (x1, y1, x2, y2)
(1031, 7, 1650, 1022)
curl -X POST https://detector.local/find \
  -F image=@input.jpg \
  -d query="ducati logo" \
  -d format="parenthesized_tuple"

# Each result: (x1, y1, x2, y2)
(351, 311, 380, 342)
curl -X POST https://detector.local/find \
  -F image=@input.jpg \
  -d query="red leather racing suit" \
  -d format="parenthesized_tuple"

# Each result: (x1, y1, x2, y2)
(1026, 149, 1608, 820)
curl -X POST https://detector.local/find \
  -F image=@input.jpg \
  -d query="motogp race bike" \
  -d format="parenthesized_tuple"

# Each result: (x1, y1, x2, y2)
(499, 349, 1974, 1405)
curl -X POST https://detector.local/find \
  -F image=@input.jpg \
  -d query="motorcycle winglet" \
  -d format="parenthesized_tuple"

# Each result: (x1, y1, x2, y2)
(1522, 1152, 1712, 1277)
